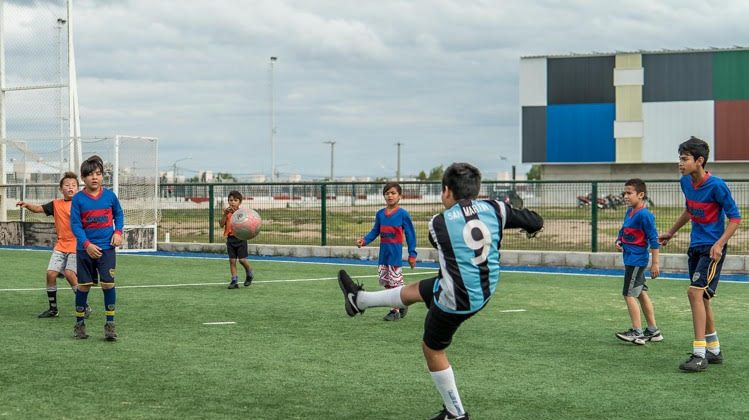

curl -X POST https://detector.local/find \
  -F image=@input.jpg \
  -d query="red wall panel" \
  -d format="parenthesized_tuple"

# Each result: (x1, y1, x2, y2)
(714, 100, 749, 161)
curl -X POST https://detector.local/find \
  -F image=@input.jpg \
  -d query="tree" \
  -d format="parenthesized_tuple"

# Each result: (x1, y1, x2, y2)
(526, 165, 541, 180)
(427, 165, 444, 181)
(416, 170, 427, 181)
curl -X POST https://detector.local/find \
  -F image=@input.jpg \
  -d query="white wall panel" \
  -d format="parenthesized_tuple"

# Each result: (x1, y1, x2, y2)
(614, 68, 644, 86)
(614, 121, 643, 138)
(642, 101, 714, 162)
(520, 57, 547, 106)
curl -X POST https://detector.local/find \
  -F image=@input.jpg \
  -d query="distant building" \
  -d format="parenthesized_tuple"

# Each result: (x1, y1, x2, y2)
(520, 47, 749, 180)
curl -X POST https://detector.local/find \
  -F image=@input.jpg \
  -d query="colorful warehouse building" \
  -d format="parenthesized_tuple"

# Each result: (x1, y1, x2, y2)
(520, 47, 749, 180)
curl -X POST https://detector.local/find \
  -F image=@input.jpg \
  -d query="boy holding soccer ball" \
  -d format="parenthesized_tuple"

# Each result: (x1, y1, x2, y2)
(338, 162, 543, 419)
(220, 190, 254, 289)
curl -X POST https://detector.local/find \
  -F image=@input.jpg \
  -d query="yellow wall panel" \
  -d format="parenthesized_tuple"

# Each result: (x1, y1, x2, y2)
(616, 86, 642, 120)
(615, 54, 642, 69)
(616, 137, 642, 162)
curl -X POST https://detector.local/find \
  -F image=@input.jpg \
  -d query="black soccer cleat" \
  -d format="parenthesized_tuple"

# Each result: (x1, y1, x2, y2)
(104, 321, 118, 342)
(38, 308, 59, 318)
(227, 282, 239, 289)
(430, 406, 470, 420)
(679, 353, 708, 372)
(706, 350, 723, 364)
(337, 270, 364, 317)
(383, 309, 401, 321)
(399, 305, 408, 319)
(244, 272, 254, 287)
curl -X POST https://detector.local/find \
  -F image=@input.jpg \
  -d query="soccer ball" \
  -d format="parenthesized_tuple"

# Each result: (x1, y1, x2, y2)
(231, 208, 262, 240)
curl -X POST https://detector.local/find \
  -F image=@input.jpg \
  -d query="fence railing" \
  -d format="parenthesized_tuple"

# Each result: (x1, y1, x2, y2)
(4, 180, 749, 254)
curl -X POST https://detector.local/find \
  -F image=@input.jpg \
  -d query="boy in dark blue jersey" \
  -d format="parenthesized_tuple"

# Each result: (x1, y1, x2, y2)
(614, 179, 661, 345)
(338, 162, 543, 420)
(356, 182, 417, 321)
(659, 137, 741, 372)
(70, 155, 125, 341)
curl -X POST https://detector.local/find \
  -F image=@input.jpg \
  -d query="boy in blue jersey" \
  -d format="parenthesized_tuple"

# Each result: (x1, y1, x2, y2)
(356, 182, 417, 321)
(659, 137, 741, 372)
(338, 162, 543, 420)
(614, 179, 661, 345)
(70, 155, 125, 341)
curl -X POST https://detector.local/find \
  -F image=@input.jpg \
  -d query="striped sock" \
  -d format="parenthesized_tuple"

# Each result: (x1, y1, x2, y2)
(75, 289, 89, 323)
(46, 286, 58, 310)
(706, 332, 720, 355)
(103, 287, 116, 322)
(693, 340, 707, 358)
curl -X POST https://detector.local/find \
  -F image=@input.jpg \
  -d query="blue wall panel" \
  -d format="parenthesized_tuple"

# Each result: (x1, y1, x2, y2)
(547, 103, 615, 162)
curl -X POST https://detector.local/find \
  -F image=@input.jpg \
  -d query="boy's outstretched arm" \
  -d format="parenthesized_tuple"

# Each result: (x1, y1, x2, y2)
(658, 209, 690, 246)
(15, 201, 44, 214)
(503, 204, 544, 236)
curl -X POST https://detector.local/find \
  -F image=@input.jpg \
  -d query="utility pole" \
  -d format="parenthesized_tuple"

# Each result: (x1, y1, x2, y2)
(269, 56, 277, 181)
(323, 140, 336, 181)
(395, 142, 402, 181)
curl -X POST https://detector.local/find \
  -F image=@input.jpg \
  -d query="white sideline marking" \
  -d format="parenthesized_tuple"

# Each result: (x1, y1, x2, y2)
(203, 321, 236, 325)
(499, 309, 527, 313)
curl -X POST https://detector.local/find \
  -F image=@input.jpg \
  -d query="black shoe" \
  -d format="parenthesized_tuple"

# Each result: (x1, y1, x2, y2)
(679, 354, 708, 372)
(104, 321, 117, 341)
(615, 328, 646, 345)
(38, 308, 59, 318)
(73, 321, 89, 339)
(430, 406, 469, 420)
(643, 328, 663, 342)
(383, 309, 401, 321)
(400, 306, 408, 319)
(244, 272, 254, 287)
(706, 350, 723, 364)
(228, 282, 239, 289)
(337, 270, 364, 317)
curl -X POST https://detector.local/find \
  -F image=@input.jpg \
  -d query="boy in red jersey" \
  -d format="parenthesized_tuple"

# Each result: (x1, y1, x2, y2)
(356, 182, 417, 321)
(16, 172, 90, 318)
(659, 137, 741, 371)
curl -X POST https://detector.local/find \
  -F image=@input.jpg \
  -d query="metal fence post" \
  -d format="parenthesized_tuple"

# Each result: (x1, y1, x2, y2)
(321, 183, 327, 246)
(208, 184, 215, 243)
(591, 181, 598, 253)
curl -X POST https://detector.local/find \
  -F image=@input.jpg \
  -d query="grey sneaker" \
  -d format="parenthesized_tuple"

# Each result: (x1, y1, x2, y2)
(679, 354, 708, 372)
(38, 308, 59, 318)
(383, 309, 401, 321)
(643, 328, 663, 342)
(706, 350, 723, 364)
(616, 329, 646, 345)
(73, 321, 89, 339)
(104, 322, 118, 341)
(337, 270, 364, 317)
(400, 306, 408, 319)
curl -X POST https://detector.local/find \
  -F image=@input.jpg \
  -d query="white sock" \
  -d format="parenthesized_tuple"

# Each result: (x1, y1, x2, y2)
(356, 286, 405, 310)
(430, 366, 465, 416)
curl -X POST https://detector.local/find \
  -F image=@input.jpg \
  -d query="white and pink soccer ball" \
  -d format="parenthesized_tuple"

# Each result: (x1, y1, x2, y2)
(231, 208, 262, 240)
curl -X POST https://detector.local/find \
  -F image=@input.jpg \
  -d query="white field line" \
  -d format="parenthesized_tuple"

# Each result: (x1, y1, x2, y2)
(499, 309, 527, 313)
(202, 322, 236, 325)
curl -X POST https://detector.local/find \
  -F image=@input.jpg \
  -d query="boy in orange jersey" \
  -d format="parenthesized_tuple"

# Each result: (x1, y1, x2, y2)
(16, 171, 90, 319)
(219, 190, 254, 289)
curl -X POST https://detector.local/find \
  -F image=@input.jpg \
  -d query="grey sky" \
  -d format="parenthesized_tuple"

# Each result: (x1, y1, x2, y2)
(7, 0, 749, 179)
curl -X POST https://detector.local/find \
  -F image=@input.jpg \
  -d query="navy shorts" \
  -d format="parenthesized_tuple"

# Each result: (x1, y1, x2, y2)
(226, 236, 248, 259)
(688, 244, 726, 299)
(419, 277, 476, 351)
(77, 248, 116, 285)
(622, 265, 648, 297)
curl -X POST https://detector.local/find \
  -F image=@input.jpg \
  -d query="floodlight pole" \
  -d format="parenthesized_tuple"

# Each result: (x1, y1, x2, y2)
(323, 140, 336, 181)
(395, 142, 402, 181)
(269, 56, 277, 181)
(0, 0, 7, 222)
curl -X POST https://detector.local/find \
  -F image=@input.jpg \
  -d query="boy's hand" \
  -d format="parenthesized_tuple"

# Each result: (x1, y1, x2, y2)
(111, 232, 122, 248)
(15, 201, 27, 208)
(520, 228, 542, 239)
(650, 263, 660, 279)
(356, 238, 365, 248)
(224, 206, 234, 215)
(658, 232, 673, 246)
(408, 256, 416, 269)
(710, 243, 724, 261)
(86, 243, 103, 259)
(615, 240, 623, 252)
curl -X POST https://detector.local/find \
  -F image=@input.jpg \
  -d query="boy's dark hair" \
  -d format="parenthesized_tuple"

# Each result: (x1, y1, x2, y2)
(442, 162, 481, 200)
(59, 171, 79, 187)
(228, 190, 243, 202)
(678, 136, 710, 168)
(624, 178, 647, 196)
(80, 155, 104, 177)
(382, 182, 402, 195)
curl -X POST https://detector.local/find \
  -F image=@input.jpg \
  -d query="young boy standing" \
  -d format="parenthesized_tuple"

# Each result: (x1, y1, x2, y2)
(70, 155, 124, 341)
(219, 190, 254, 289)
(659, 137, 741, 372)
(338, 162, 543, 419)
(356, 182, 417, 321)
(16, 172, 90, 318)
(614, 178, 662, 345)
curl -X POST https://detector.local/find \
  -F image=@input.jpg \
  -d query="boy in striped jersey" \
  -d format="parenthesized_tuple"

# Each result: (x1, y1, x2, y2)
(70, 155, 125, 341)
(338, 162, 543, 419)
(659, 137, 741, 372)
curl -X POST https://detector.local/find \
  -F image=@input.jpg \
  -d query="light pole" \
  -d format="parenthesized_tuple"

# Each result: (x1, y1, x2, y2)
(323, 140, 336, 181)
(269, 56, 278, 181)
(171, 157, 191, 182)
(57, 17, 66, 177)
(395, 142, 402, 181)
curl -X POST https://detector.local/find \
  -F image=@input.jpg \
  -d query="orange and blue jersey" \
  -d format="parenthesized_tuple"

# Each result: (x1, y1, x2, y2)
(362, 206, 417, 266)
(680, 173, 741, 247)
(617, 205, 659, 267)
(70, 188, 124, 250)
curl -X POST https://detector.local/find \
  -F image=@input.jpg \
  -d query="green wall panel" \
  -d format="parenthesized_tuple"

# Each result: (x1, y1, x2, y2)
(714, 50, 749, 100)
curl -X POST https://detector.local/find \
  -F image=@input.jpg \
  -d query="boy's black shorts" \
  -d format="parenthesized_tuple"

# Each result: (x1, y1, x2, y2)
(418, 277, 476, 351)
(688, 244, 726, 299)
(622, 265, 648, 297)
(226, 235, 248, 259)
(77, 248, 116, 285)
